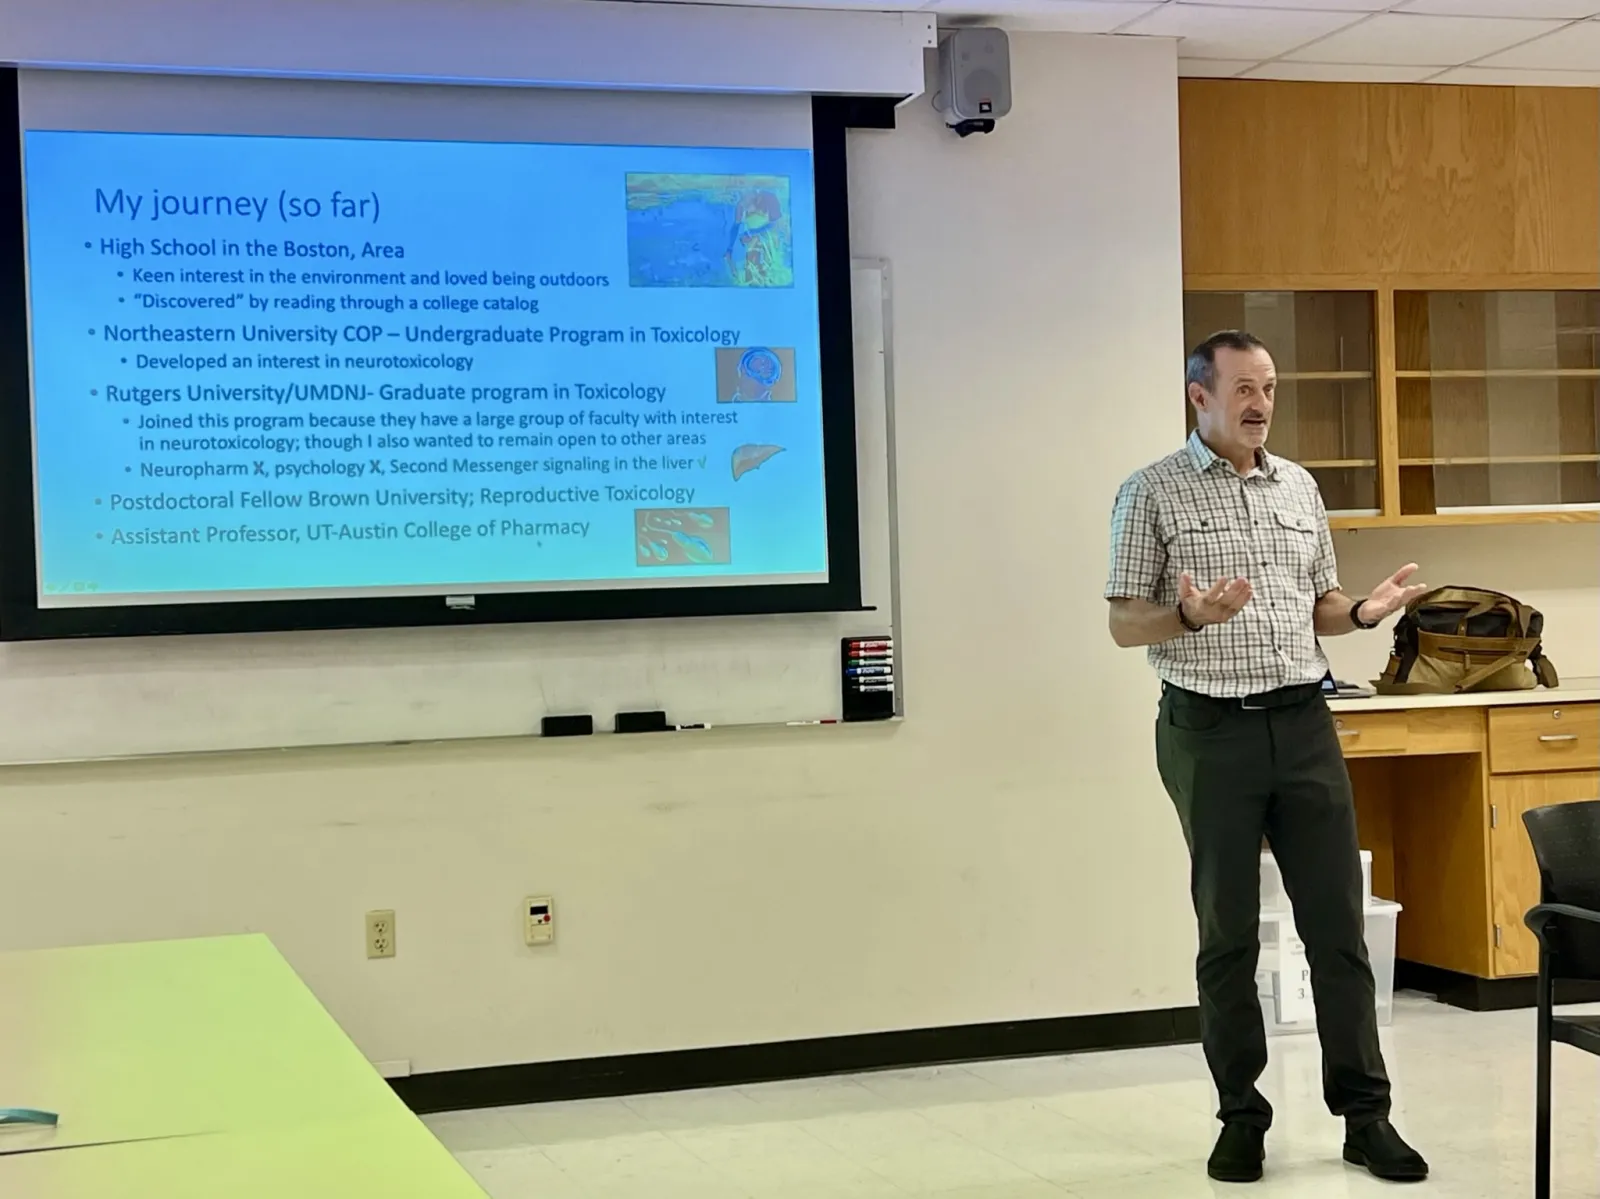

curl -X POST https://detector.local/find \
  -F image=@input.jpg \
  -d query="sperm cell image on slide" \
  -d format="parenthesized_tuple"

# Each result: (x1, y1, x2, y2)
(635, 508, 733, 566)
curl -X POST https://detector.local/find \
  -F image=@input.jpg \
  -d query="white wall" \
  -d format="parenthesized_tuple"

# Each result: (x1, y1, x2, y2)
(1326, 524, 1600, 686)
(0, 33, 1192, 1073)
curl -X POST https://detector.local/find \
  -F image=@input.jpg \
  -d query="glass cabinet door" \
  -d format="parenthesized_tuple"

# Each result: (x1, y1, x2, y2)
(1182, 291, 1379, 515)
(1394, 290, 1600, 516)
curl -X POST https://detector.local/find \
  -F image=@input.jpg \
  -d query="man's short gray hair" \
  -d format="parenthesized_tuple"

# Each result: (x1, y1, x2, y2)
(1186, 330, 1268, 395)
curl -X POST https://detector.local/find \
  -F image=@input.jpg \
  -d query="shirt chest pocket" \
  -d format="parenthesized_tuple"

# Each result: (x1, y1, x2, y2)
(1270, 509, 1320, 575)
(1166, 514, 1246, 584)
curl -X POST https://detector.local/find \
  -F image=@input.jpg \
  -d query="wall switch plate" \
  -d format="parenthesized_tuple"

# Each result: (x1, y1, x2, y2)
(366, 909, 396, 959)
(524, 896, 554, 946)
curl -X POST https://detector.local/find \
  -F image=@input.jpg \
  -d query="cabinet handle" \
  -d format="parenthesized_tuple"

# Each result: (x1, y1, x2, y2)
(1539, 734, 1579, 743)
(1337, 729, 1361, 738)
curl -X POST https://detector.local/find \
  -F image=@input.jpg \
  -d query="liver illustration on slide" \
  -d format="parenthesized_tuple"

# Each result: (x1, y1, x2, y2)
(731, 444, 784, 481)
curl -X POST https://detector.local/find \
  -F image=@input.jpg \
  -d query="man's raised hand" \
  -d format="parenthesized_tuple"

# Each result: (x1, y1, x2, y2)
(1179, 573, 1253, 628)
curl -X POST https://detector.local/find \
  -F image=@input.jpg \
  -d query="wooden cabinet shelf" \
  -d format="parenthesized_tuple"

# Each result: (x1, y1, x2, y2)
(1331, 510, 1599, 530)
(1400, 455, 1600, 466)
(1185, 286, 1600, 528)
(1280, 371, 1374, 382)
(1396, 369, 1600, 380)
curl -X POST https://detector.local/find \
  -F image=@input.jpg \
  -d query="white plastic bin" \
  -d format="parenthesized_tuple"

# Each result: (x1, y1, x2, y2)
(1261, 850, 1372, 913)
(1255, 899, 1401, 1036)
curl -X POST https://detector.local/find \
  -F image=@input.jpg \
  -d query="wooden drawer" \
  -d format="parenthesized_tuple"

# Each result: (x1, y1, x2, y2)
(1331, 711, 1412, 756)
(1489, 703, 1600, 775)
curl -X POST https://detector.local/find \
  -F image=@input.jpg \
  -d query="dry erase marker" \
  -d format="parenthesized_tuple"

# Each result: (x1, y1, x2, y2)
(847, 666, 893, 676)
(849, 641, 892, 650)
(855, 684, 894, 693)
(674, 723, 712, 730)
(787, 719, 839, 726)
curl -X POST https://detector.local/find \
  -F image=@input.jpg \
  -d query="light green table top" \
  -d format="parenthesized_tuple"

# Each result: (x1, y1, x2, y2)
(0, 935, 482, 1198)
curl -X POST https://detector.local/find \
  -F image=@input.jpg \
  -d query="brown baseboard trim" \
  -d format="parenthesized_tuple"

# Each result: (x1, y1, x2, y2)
(1396, 959, 1600, 1013)
(390, 1006, 1201, 1115)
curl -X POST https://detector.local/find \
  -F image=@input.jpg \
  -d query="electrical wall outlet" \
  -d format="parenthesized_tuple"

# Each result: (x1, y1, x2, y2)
(524, 896, 554, 946)
(366, 909, 396, 959)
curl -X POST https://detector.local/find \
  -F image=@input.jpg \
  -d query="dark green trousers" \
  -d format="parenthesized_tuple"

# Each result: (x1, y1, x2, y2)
(1155, 683, 1391, 1130)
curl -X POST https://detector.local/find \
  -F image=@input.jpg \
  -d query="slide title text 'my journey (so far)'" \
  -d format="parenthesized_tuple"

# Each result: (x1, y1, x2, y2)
(23, 130, 829, 599)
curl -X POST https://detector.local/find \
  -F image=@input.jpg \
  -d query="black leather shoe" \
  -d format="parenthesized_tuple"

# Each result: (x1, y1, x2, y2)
(1343, 1119, 1428, 1182)
(1208, 1122, 1266, 1183)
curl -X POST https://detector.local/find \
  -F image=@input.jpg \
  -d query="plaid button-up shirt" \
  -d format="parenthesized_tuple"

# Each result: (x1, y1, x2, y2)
(1106, 431, 1341, 698)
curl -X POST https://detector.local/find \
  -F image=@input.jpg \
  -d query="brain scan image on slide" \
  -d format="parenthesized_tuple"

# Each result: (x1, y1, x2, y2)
(716, 346, 795, 403)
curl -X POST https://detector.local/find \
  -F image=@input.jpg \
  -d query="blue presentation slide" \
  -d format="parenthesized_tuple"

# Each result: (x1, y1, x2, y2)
(21, 129, 827, 602)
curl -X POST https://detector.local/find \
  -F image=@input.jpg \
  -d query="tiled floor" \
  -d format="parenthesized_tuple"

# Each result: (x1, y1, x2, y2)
(424, 995, 1600, 1197)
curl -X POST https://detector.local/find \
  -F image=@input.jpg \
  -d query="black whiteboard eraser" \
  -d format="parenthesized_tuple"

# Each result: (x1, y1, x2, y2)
(615, 710, 669, 734)
(541, 714, 594, 738)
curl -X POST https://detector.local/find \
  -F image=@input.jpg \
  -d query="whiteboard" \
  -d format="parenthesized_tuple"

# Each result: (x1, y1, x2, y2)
(0, 262, 900, 764)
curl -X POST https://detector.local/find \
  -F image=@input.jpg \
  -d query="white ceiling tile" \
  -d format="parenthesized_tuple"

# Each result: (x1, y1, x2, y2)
(1282, 13, 1566, 65)
(1242, 61, 1440, 82)
(1477, 18, 1600, 68)
(1175, 0, 1389, 10)
(669, 0, 920, 6)
(927, 0, 1162, 33)
(1396, 1, 1600, 17)
(1178, 59, 1259, 77)
(1120, 4, 1366, 59)
(655, 0, 923, 5)
(1431, 64, 1600, 84)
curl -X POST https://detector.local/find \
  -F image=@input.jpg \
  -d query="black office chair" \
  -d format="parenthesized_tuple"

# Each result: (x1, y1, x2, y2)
(1522, 800, 1600, 1199)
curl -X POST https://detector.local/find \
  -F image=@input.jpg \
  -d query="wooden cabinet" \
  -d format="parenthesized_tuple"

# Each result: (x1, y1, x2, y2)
(1183, 291, 1379, 516)
(1182, 286, 1600, 530)
(1489, 769, 1600, 976)
(1394, 290, 1600, 518)
(1179, 82, 1600, 284)
(1179, 80, 1600, 532)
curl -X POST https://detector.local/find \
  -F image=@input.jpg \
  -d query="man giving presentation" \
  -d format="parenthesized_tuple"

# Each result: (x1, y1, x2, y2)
(1104, 330, 1430, 1185)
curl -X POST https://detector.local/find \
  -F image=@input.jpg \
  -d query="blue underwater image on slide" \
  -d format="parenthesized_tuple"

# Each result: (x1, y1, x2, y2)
(625, 173, 794, 289)
(20, 129, 826, 602)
